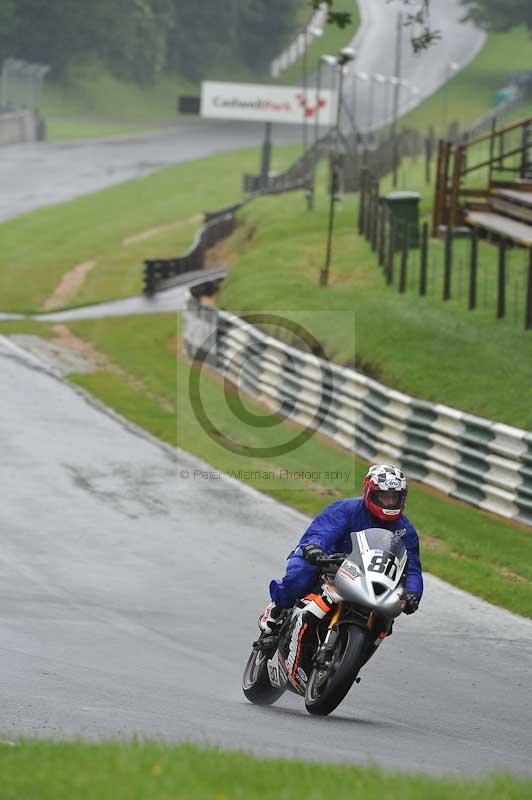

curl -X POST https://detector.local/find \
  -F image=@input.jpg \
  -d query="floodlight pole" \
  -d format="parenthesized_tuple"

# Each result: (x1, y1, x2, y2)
(391, 10, 403, 187)
(260, 122, 272, 188)
(302, 30, 309, 154)
(320, 57, 351, 287)
(314, 57, 323, 150)
(321, 64, 343, 286)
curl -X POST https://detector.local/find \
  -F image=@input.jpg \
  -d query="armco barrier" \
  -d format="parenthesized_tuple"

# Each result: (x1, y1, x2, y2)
(184, 296, 532, 527)
(144, 134, 337, 296)
(270, 3, 328, 78)
(0, 109, 42, 145)
(242, 128, 336, 196)
(144, 211, 238, 295)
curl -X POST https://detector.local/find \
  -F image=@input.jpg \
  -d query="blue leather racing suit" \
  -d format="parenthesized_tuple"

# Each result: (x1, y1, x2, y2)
(269, 496, 423, 608)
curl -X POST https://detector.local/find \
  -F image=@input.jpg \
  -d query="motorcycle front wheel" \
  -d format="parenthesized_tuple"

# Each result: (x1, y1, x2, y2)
(242, 647, 285, 706)
(305, 624, 370, 716)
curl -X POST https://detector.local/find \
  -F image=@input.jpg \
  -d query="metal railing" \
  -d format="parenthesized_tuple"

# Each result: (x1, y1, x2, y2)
(184, 296, 532, 526)
(433, 117, 532, 234)
(143, 211, 238, 295)
(359, 169, 532, 331)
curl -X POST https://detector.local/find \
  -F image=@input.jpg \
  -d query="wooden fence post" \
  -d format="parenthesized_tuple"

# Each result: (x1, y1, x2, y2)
(378, 205, 387, 268)
(525, 248, 532, 330)
(358, 169, 367, 235)
(143, 262, 156, 296)
(497, 239, 507, 319)
(399, 223, 408, 293)
(443, 225, 453, 300)
(425, 129, 433, 185)
(468, 228, 478, 310)
(371, 185, 380, 252)
(386, 220, 395, 285)
(364, 177, 373, 241)
(419, 222, 429, 296)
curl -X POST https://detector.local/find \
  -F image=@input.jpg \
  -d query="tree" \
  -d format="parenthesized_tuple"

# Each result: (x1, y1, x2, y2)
(3, 0, 303, 84)
(168, 0, 299, 80)
(99, 0, 174, 83)
(0, 0, 16, 63)
(238, 0, 300, 72)
(310, 0, 440, 52)
(167, 1, 230, 82)
(12, 0, 111, 76)
(461, 0, 532, 34)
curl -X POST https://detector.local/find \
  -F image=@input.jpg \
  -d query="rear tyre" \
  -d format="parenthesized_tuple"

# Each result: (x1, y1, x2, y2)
(305, 625, 370, 716)
(242, 648, 285, 706)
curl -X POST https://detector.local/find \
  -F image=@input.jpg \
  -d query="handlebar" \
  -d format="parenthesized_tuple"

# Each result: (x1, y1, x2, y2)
(309, 552, 348, 568)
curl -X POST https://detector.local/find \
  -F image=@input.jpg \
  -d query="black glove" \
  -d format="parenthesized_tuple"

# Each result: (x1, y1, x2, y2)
(302, 543, 327, 565)
(403, 592, 421, 615)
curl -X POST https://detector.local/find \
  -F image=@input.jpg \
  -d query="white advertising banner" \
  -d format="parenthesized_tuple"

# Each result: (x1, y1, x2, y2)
(200, 81, 337, 126)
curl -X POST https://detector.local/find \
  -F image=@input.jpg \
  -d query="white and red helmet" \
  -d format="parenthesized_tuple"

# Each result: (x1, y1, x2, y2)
(363, 464, 407, 522)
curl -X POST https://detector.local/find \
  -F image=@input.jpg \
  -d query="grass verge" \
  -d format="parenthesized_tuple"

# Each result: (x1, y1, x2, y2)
(0, 144, 300, 313)
(275, 0, 360, 87)
(45, 119, 165, 142)
(41, 65, 197, 124)
(2, 145, 530, 428)
(3, 312, 524, 617)
(0, 741, 530, 799)
(402, 27, 532, 135)
(217, 167, 532, 430)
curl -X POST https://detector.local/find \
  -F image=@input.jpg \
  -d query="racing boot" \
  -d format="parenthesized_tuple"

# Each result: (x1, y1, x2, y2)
(255, 601, 287, 653)
(258, 601, 284, 634)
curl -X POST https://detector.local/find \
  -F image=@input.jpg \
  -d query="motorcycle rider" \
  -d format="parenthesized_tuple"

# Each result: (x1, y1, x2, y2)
(258, 465, 423, 656)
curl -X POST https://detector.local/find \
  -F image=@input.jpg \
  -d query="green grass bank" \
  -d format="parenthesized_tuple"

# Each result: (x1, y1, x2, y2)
(275, 0, 360, 87)
(1, 741, 529, 799)
(36, 18, 532, 143)
(1, 145, 530, 429)
(1, 142, 531, 616)
(402, 26, 532, 135)
(1, 311, 526, 616)
(0, 144, 299, 313)
(218, 170, 532, 430)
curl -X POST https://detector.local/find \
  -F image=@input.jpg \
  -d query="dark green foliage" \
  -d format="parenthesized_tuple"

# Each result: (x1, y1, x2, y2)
(312, 0, 440, 51)
(0, 0, 16, 59)
(462, 0, 532, 33)
(11, 0, 109, 75)
(238, 0, 300, 72)
(1, 0, 300, 84)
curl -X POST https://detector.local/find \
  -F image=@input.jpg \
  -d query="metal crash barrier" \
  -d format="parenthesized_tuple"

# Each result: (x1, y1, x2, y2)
(184, 297, 532, 527)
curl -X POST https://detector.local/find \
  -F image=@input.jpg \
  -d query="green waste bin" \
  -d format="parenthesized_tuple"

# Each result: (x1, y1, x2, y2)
(384, 191, 421, 250)
(495, 86, 517, 106)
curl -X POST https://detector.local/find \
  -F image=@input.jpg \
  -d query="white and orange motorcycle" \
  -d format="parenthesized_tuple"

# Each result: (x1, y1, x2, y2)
(242, 527, 409, 716)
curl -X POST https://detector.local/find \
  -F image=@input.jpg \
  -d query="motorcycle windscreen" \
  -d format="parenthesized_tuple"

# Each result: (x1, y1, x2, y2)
(349, 527, 407, 592)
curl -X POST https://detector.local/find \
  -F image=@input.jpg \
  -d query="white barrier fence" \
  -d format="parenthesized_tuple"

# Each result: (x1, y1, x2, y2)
(0, 110, 41, 145)
(270, 3, 328, 78)
(184, 297, 532, 527)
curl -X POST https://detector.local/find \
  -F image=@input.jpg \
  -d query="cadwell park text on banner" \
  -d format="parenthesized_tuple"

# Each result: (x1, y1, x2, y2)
(200, 81, 337, 126)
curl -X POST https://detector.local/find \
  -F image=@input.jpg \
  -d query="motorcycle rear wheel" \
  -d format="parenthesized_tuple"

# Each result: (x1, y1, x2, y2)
(305, 625, 370, 716)
(242, 647, 285, 706)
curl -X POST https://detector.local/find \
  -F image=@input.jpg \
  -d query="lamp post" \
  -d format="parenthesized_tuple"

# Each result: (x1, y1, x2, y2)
(302, 25, 323, 154)
(372, 73, 386, 131)
(391, 10, 404, 187)
(405, 81, 421, 112)
(302, 31, 309, 154)
(383, 75, 392, 126)
(353, 72, 368, 132)
(320, 47, 355, 287)
(315, 53, 336, 150)
(443, 61, 460, 134)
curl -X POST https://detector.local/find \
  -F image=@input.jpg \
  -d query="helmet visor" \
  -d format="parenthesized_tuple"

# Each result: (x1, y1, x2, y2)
(369, 489, 405, 512)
